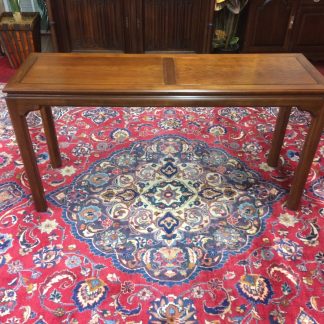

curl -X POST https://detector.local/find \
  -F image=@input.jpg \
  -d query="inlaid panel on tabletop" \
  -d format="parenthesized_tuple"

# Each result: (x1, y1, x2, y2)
(5, 53, 324, 95)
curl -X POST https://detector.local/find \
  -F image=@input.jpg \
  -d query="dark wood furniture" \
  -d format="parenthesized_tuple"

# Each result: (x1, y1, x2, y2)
(0, 12, 41, 68)
(3, 53, 324, 212)
(46, 0, 215, 53)
(243, 0, 324, 60)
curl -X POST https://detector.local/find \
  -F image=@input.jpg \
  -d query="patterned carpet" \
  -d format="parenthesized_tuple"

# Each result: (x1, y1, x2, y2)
(0, 83, 323, 323)
(0, 57, 14, 83)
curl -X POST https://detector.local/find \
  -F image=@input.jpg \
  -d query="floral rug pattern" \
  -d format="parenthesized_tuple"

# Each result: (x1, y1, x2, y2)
(0, 83, 323, 323)
(49, 135, 285, 285)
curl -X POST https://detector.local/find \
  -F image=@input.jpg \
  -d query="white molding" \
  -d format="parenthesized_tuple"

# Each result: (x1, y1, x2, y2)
(31, 0, 36, 11)
(3, 0, 10, 11)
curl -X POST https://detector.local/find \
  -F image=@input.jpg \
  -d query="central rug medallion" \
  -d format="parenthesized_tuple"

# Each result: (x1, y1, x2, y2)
(49, 135, 285, 285)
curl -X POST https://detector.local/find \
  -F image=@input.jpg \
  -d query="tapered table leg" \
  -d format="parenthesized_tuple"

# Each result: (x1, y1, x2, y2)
(40, 106, 62, 168)
(287, 106, 324, 210)
(7, 101, 47, 212)
(267, 107, 292, 167)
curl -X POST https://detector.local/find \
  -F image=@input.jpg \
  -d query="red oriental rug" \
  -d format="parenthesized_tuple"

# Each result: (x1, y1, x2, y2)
(0, 81, 323, 323)
(0, 57, 14, 83)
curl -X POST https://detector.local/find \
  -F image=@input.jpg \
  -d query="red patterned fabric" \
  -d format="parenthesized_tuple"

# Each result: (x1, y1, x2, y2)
(0, 57, 15, 83)
(0, 77, 323, 322)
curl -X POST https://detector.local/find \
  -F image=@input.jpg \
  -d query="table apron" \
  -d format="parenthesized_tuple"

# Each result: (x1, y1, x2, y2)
(5, 94, 324, 109)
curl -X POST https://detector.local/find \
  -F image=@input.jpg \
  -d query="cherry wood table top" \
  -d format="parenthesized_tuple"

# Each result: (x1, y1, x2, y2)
(4, 53, 324, 96)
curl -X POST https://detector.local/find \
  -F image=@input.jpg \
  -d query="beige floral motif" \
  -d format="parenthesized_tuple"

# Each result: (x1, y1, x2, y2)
(39, 219, 59, 234)
(259, 162, 275, 172)
(279, 213, 299, 227)
(191, 286, 205, 298)
(60, 166, 77, 176)
(137, 288, 153, 301)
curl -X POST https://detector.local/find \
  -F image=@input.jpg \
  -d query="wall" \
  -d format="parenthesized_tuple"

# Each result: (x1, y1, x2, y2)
(0, 0, 5, 14)
(1, 0, 39, 12)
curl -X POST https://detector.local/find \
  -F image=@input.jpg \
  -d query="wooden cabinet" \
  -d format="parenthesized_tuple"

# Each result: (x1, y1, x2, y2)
(48, 0, 215, 53)
(50, 0, 125, 52)
(242, 0, 324, 60)
(242, 0, 297, 53)
(143, 0, 208, 52)
(290, 0, 324, 60)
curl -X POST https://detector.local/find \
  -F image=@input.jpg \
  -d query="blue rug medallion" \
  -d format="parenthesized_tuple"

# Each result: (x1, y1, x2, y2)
(49, 135, 285, 285)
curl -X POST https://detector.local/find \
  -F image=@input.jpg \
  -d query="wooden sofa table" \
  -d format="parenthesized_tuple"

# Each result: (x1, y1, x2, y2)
(3, 53, 324, 212)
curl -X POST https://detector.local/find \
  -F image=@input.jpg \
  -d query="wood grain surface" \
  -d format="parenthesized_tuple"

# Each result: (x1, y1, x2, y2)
(4, 53, 324, 95)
